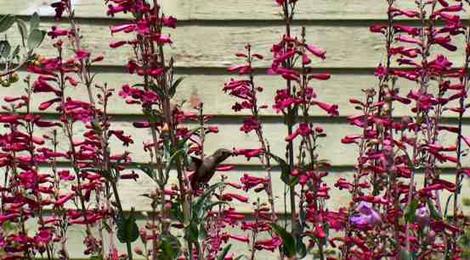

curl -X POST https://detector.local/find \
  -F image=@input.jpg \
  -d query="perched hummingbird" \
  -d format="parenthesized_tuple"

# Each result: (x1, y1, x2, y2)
(189, 148, 233, 190)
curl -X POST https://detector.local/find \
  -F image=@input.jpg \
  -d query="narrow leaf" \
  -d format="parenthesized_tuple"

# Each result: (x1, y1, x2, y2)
(165, 149, 185, 177)
(16, 18, 28, 46)
(217, 244, 232, 260)
(268, 152, 293, 186)
(270, 223, 296, 257)
(404, 199, 419, 223)
(30, 12, 40, 31)
(169, 77, 185, 97)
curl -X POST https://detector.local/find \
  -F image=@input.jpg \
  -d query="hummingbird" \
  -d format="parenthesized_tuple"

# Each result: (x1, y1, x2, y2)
(189, 148, 233, 190)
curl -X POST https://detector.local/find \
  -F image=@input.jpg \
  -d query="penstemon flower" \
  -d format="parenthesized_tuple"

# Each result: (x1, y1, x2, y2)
(343, 0, 470, 258)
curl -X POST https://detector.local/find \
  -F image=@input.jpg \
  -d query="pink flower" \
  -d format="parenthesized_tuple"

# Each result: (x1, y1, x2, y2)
(48, 26, 70, 39)
(240, 117, 261, 133)
(233, 148, 264, 160)
(240, 174, 269, 191)
(221, 193, 249, 203)
(306, 44, 326, 60)
(75, 49, 90, 61)
(255, 236, 282, 251)
(416, 206, 430, 226)
(285, 123, 313, 142)
(312, 100, 339, 116)
(109, 130, 134, 146)
(162, 16, 177, 28)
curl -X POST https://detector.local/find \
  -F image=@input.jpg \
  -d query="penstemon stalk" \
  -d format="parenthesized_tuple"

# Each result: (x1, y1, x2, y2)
(269, 0, 339, 259)
(225, 0, 340, 259)
(453, 2, 470, 254)
(343, 0, 470, 258)
(106, 1, 234, 259)
(223, 44, 279, 259)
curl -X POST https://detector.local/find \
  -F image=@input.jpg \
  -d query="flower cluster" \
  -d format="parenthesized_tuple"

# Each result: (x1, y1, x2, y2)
(341, 0, 470, 258)
(222, 0, 343, 258)
(1, 0, 470, 259)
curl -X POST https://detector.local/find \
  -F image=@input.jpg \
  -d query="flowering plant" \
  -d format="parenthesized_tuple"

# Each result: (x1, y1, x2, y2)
(0, 0, 469, 259)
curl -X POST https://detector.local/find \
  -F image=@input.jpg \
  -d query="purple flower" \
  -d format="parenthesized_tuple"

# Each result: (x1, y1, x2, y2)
(350, 202, 382, 229)
(416, 206, 430, 226)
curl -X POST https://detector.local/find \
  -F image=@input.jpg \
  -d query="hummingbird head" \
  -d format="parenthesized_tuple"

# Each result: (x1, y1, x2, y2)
(213, 148, 233, 163)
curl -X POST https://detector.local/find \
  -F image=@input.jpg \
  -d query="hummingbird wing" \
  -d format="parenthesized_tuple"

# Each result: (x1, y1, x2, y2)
(189, 156, 202, 171)
(189, 156, 203, 189)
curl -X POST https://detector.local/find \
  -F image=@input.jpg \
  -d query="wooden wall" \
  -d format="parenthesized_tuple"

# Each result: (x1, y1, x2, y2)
(1, 0, 469, 258)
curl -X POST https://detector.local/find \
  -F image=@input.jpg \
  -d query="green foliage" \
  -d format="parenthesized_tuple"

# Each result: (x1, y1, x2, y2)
(268, 152, 298, 186)
(183, 183, 227, 251)
(117, 209, 140, 244)
(404, 199, 419, 223)
(463, 197, 470, 207)
(30, 12, 40, 31)
(0, 40, 11, 59)
(160, 233, 182, 260)
(217, 244, 232, 260)
(169, 77, 185, 98)
(270, 223, 296, 257)
(399, 249, 417, 260)
(460, 228, 470, 259)
(27, 29, 46, 50)
(0, 15, 16, 33)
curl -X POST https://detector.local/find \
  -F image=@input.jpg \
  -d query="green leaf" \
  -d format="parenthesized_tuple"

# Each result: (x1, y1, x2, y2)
(192, 182, 225, 221)
(27, 29, 46, 50)
(198, 223, 208, 243)
(444, 194, 453, 218)
(117, 209, 140, 243)
(268, 152, 296, 186)
(138, 164, 155, 180)
(399, 249, 417, 260)
(404, 199, 419, 223)
(16, 18, 28, 46)
(170, 202, 184, 223)
(217, 244, 232, 260)
(160, 233, 182, 260)
(169, 77, 185, 98)
(0, 40, 11, 58)
(90, 256, 104, 260)
(0, 15, 16, 33)
(296, 237, 307, 259)
(10, 45, 20, 59)
(185, 221, 199, 243)
(270, 223, 296, 257)
(427, 199, 442, 220)
(165, 149, 185, 178)
(30, 12, 40, 31)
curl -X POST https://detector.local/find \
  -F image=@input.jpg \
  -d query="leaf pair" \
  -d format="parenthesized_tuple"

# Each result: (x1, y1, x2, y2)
(270, 223, 307, 258)
(269, 152, 298, 186)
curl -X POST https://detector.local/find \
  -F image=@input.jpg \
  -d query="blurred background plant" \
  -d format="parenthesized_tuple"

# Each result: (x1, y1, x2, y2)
(0, 13, 45, 87)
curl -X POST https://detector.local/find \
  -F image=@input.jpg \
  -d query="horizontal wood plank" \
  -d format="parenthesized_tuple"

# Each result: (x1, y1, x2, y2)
(29, 167, 470, 214)
(0, 0, 420, 21)
(2, 23, 466, 69)
(5, 71, 469, 119)
(3, 119, 467, 167)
